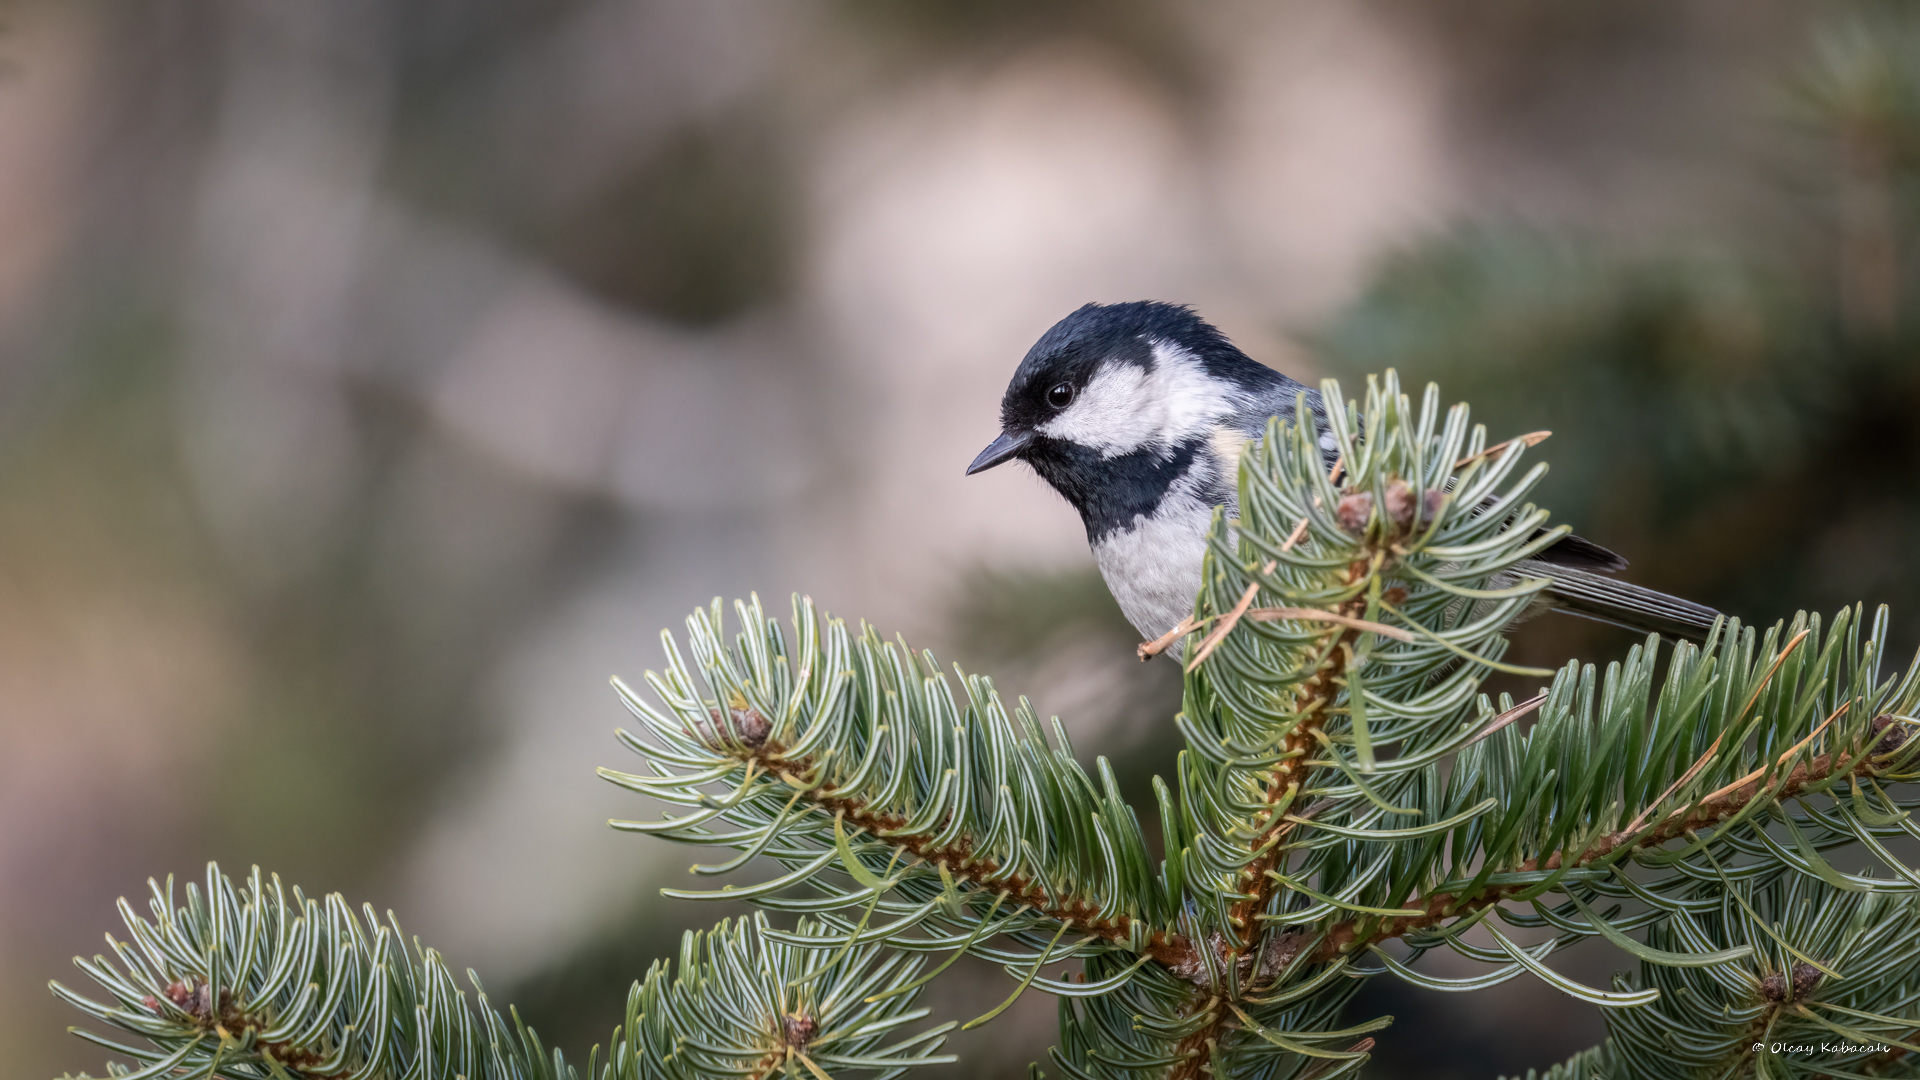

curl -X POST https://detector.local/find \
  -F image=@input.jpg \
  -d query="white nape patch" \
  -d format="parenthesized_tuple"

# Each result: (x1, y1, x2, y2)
(1210, 425, 1249, 485)
(1036, 339, 1237, 457)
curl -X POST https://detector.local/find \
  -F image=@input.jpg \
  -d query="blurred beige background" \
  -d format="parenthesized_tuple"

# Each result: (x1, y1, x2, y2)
(6, 2, 1897, 1077)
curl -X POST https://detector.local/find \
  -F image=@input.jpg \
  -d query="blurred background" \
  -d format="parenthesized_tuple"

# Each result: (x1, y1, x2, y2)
(9, 1, 1920, 1077)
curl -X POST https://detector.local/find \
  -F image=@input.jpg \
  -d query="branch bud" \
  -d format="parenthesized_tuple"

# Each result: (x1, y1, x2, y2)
(1759, 963, 1824, 1001)
(1869, 713, 1914, 756)
(703, 707, 771, 750)
(1336, 492, 1374, 534)
(783, 1012, 817, 1048)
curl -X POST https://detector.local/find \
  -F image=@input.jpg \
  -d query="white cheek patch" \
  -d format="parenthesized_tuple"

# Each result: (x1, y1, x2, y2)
(1036, 363, 1155, 453)
(1035, 340, 1237, 457)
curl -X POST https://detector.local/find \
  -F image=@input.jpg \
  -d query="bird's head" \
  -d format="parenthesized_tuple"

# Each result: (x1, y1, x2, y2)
(967, 302, 1279, 492)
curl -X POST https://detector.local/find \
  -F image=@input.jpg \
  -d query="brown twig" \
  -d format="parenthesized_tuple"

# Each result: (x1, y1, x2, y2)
(1142, 501, 1309, 662)
(1690, 702, 1848, 811)
(1622, 628, 1811, 835)
(1453, 431, 1551, 470)
(1168, 555, 1377, 1078)
(725, 729, 1199, 969)
(1281, 515, 1311, 551)
(1164, 449, 1332, 667)
(1139, 592, 1409, 663)
(1308, 738, 1883, 965)
(1244, 607, 1416, 642)
(1139, 616, 1198, 661)
(1185, 573, 1268, 671)
(1462, 691, 1550, 749)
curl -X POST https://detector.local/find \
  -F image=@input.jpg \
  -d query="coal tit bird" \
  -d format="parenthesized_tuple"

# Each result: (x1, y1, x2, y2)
(966, 301, 1719, 655)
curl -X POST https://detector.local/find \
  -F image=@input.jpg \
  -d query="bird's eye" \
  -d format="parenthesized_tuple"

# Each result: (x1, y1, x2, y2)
(1046, 383, 1075, 409)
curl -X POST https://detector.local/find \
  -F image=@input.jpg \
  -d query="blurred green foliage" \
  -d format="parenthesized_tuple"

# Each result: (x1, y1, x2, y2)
(530, 121, 796, 325)
(1314, 6, 1920, 666)
(22, 2, 1920, 1078)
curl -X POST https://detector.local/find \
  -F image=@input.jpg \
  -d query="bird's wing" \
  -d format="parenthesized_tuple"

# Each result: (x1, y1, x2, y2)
(1219, 381, 1716, 640)
(1531, 532, 1629, 573)
(1224, 379, 1336, 464)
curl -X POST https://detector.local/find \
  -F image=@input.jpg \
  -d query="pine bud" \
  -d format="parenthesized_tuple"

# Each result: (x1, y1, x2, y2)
(1383, 480, 1416, 526)
(1869, 713, 1913, 756)
(1759, 963, 1823, 1001)
(783, 1013, 816, 1048)
(1794, 963, 1824, 999)
(1336, 492, 1374, 534)
(1382, 480, 1445, 530)
(704, 707, 771, 749)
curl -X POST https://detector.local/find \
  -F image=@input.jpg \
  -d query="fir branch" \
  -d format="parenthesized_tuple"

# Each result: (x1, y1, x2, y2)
(602, 593, 1183, 976)
(609, 911, 956, 1080)
(1158, 375, 1560, 1077)
(1310, 646, 1919, 965)
(51, 865, 953, 1080)
(1601, 876, 1920, 1080)
(1164, 560, 1379, 1078)
(53, 864, 568, 1080)
(49, 368, 1920, 1080)
(708, 720, 1194, 968)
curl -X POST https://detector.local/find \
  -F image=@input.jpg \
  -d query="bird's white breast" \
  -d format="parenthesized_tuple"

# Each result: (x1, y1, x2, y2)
(1092, 485, 1217, 646)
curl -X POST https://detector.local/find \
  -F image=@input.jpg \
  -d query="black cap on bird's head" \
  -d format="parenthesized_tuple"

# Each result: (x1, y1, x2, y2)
(965, 301, 1271, 477)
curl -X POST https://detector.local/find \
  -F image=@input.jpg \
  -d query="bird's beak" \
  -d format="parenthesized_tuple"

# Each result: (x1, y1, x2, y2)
(966, 430, 1031, 475)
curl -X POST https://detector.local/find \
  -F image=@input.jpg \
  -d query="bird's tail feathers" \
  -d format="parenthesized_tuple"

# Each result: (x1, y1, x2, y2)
(1524, 561, 1722, 643)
